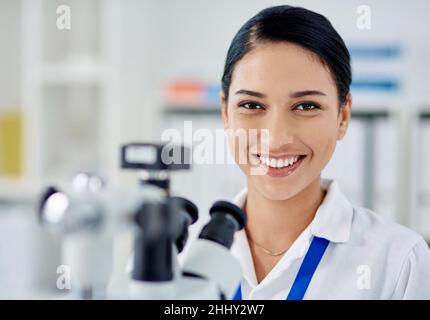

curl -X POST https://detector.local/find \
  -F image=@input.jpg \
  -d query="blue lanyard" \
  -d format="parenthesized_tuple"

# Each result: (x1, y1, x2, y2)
(232, 236, 329, 300)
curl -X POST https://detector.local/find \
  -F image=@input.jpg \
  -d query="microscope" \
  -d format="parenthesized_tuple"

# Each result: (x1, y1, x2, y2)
(38, 142, 246, 300)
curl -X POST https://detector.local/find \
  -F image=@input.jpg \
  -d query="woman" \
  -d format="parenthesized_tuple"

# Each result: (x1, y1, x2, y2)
(219, 5, 430, 299)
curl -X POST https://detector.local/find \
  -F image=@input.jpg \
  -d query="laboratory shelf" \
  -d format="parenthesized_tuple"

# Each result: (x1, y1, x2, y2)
(163, 105, 391, 119)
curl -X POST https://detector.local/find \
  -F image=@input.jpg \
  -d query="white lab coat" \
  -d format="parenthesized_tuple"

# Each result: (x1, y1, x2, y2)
(227, 178, 430, 299)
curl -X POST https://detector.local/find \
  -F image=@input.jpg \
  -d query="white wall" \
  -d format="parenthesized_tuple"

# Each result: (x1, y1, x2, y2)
(122, 0, 430, 104)
(0, 0, 21, 110)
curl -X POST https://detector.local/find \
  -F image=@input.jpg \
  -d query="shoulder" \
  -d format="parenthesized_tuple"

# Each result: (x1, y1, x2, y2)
(348, 205, 430, 283)
(342, 205, 430, 298)
(350, 206, 427, 255)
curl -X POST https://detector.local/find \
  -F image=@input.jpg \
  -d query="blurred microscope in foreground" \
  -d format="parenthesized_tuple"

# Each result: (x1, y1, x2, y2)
(38, 143, 246, 299)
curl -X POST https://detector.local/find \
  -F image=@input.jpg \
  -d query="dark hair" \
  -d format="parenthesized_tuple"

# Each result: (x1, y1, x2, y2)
(221, 5, 351, 107)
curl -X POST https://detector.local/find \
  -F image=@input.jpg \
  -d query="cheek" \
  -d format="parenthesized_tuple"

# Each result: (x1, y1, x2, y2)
(303, 118, 339, 164)
(225, 118, 249, 167)
(225, 113, 260, 174)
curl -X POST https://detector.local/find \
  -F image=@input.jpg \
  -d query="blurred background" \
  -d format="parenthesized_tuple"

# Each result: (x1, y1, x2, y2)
(0, 0, 429, 298)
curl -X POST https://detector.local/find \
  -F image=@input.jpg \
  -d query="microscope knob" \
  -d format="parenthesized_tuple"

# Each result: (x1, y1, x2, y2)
(38, 186, 60, 224)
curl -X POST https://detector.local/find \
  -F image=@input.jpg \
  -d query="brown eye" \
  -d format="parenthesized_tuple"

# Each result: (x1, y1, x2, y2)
(294, 103, 321, 111)
(238, 101, 264, 110)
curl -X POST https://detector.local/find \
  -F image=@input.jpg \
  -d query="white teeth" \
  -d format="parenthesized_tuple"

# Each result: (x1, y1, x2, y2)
(270, 159, 277, 167)
(259, 155, 302, 168)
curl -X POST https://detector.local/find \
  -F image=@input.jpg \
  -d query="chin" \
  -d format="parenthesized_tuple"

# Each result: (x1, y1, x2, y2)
(251, 178, 302, 201)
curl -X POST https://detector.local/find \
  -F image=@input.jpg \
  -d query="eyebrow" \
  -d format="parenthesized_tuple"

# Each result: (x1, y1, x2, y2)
(235, 89, 327, 99)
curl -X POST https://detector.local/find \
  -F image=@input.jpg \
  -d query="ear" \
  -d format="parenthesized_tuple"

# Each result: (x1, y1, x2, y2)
(219, 90, 229, 130)
(337, 93, 352, 141)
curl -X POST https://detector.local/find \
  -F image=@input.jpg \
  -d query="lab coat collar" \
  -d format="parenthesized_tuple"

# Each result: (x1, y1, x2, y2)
(311, 178, 353, 243)
(229, 178, 353, 288)
(231, 178, 353, 244)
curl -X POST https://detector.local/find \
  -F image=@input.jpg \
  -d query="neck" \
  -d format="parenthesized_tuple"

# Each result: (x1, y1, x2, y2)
(244, 177, 325, 252)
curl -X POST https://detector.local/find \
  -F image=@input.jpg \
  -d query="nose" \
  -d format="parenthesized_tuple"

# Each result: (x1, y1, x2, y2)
(262, 109, 296, 149)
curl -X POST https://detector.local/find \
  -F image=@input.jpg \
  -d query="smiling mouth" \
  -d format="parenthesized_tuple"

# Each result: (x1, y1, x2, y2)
(255, 154, 307, 168)
(252, 153, 307, 178)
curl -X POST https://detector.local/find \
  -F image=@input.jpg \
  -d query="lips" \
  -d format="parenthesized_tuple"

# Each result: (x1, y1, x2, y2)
(259, 155, 301, 168)
(255, 154, 307, 178)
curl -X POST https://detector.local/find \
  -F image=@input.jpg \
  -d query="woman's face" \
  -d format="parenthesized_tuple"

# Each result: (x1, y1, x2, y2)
(220, 42, 352, 201)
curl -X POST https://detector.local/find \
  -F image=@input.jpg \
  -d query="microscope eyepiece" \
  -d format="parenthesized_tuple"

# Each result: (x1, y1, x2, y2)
(209, 201, 247, 230)
(199, 201, 246, 249)
(169, 196, 199, 253)
(181, 200, 245, 299)
(171, 196, 198, 224)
